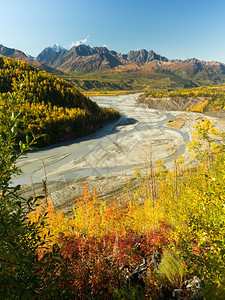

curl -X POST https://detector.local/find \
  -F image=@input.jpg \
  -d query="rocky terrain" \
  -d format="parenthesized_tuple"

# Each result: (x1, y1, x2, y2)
(36, 45, 170, 71)
(137, 95, 206, 111)
(35, 43, 225, 84)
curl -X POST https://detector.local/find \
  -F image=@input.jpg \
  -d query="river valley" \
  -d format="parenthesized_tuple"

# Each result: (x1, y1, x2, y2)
(13, 94, 225, 212)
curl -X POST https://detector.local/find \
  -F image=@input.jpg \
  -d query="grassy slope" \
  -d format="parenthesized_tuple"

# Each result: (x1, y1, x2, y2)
(56, 63, 225, 94)
(57, 68, 198, 93)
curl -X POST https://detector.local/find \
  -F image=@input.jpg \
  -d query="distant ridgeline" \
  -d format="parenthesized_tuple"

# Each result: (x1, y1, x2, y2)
(0, 57, 120, 147)
(138, 86, 225, 112)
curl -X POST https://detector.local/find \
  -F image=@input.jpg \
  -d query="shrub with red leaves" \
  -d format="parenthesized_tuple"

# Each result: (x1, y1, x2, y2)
(38, 228, 169, 298)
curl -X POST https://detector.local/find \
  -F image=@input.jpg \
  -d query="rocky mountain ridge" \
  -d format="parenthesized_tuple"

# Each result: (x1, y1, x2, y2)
(34, 44, 225, 83)
(2, 43, 225, 88)
(35, 44, 171, 71)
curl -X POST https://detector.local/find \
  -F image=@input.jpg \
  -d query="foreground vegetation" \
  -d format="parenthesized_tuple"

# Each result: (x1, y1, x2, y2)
(143, 85, 225, 112)
(0, 57, 120, 147)
(0, 84, 224, 298)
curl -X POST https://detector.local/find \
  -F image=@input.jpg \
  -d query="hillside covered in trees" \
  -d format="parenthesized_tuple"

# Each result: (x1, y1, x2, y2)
(0, 57, 120, 147)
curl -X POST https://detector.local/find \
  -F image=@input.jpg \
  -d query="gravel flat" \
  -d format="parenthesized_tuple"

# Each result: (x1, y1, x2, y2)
(12, 94, 225, 212)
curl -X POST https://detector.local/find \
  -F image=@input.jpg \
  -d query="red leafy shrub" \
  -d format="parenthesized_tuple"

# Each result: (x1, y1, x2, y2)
(41, 228, 169, 298)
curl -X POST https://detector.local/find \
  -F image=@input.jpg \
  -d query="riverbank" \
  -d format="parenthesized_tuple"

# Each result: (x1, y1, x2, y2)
(137, 95, 206, 111)
(14, 94, 225, 212)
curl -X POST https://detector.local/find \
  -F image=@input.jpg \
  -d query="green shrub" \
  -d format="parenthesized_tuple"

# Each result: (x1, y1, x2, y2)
(155, 251, 187, 290)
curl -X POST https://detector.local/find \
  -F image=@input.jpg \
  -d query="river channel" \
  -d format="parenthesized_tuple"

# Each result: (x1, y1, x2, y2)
(13, 94, 213, 210)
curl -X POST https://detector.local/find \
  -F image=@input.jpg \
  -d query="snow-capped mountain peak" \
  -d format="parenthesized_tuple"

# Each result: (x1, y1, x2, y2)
(52, 44, 67, 52)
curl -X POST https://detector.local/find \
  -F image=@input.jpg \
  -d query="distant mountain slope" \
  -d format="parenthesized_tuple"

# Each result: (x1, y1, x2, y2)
(35, 44, 225, 87)
(127, 49, 168, 64)
(0, 44, 131, 91)
(0, 44, 29, 60)
(0, 56, 120, 146)
(0, 44, 64, 76)
(37, 44, 122, 71)
(123, 58, 225, 83)
(36, 44, 170, 70)
(35, 44, 68, 66)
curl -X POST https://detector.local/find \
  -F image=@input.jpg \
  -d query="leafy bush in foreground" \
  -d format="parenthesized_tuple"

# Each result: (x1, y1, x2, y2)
(0, 89, 48, 297)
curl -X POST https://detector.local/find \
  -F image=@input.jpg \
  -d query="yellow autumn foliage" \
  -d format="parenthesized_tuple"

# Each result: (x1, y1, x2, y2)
(0, 56, 120, 147)
(144, 85, 225, 112)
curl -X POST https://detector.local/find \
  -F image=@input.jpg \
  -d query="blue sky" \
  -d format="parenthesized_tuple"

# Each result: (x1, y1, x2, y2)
(1, 0, 225, 62)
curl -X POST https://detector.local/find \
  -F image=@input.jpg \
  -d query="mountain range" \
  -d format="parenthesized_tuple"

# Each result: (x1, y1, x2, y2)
(0, 44, 64, 76)
(34, 44, 225, 79)
(35, 44, 170, 72)
(1, 43, 225, 90)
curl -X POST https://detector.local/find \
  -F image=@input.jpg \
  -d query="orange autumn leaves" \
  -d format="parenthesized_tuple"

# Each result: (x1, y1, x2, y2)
(28, 183, 169, 246)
